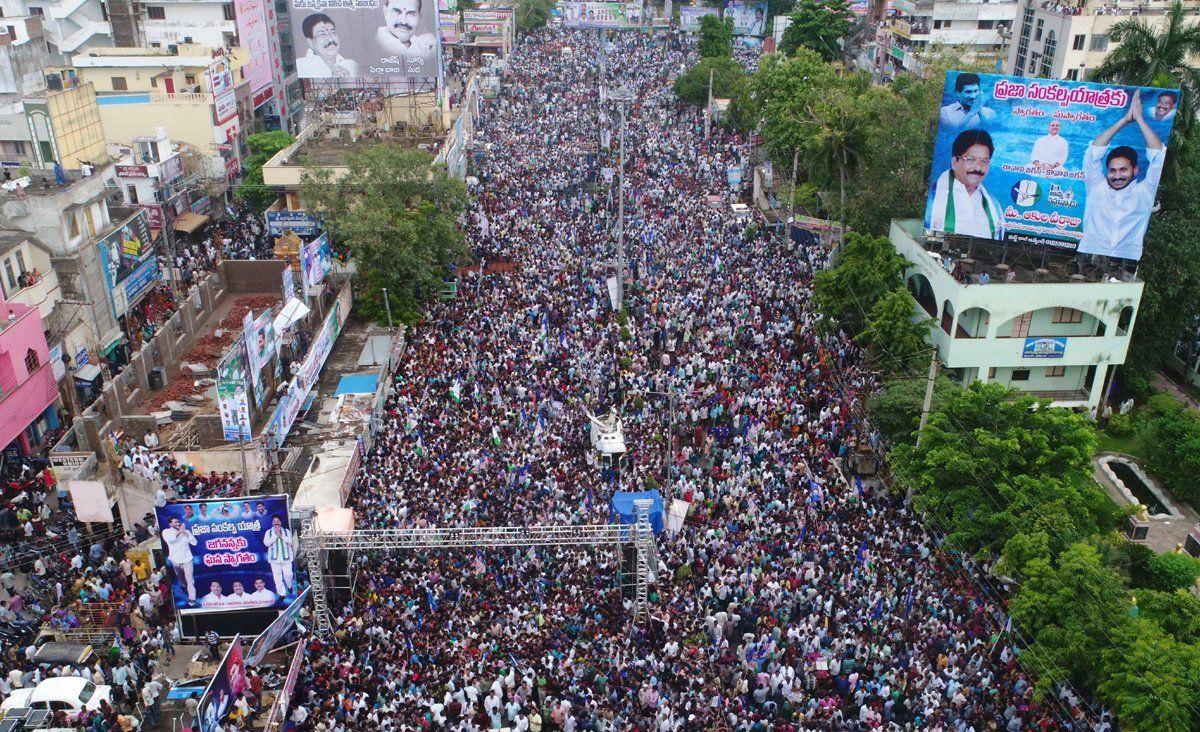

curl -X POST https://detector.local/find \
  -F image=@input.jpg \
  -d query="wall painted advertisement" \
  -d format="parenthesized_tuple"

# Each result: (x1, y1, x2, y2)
(216, 338, 253, 442)
(561, 1, 643, 28)
(924, 71, 1178, 261)
(156, 495, 296, 616)
(290, 0, 442, 82)
(197, 638, 247, 732)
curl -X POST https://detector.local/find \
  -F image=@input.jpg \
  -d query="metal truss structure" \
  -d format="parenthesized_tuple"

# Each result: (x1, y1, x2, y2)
(301, 500, 659, 636)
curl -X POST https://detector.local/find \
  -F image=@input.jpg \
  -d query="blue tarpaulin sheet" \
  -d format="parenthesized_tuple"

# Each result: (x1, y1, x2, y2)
(610, 490, 664, 534)
(334, 373, 379, 396)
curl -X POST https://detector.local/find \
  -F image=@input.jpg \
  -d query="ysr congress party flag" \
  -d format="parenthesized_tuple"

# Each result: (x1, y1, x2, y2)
(924, 70, 1178, 261)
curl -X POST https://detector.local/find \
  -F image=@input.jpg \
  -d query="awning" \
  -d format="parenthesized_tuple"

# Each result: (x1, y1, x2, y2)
(74, 364, 102, 382)
(173, 212, 210, 234)
(100, 329, 126, 356)
(273, 297, 310, 332)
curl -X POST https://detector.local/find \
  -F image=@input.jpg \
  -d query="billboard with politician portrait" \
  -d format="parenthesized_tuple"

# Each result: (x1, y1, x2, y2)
(561, 1, 643, 28)
(924, 71, 1179, 261)
(723, 0, 766, 36)
(155, 495, 297, 616)
(290, 0, 441, 82)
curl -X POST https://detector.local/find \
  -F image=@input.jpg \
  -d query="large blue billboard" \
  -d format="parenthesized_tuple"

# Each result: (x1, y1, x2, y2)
(924, 71, 1179, 261)
(156, 495, 297, 615)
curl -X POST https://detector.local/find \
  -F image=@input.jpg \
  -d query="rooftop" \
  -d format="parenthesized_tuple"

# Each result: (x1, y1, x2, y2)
(0, 161, 113, 199)
(895, 219, 1141, 286)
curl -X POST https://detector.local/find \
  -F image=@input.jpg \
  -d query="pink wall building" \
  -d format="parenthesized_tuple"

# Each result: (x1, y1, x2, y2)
(0, 298, 61, 456)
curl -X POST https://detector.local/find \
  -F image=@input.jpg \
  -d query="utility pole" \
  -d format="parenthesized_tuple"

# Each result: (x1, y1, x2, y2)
(915, 352, 938, 448)
(381, 287, 394, 328)
(704, 67, 714, 141)
(237, 434, 249, 495)
(785, 147, 800, 236)
(608, 85, 634, 308)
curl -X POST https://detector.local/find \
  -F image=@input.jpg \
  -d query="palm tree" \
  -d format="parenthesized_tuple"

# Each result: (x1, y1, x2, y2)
(1092, 0, 1200, 136)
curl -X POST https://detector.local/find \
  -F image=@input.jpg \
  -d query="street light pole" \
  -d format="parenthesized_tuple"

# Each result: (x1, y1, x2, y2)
(607, 85, 634, 309)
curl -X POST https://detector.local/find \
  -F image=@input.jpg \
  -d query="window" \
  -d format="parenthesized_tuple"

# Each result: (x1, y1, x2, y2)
(1066, 68, 1079, 80)
(2, 259, 14, 290)
(1011, 369, 1031, 382)
(24, 349, 39, 373)
(1041, 31, 1057, 76)
(127, 185, 139, 204)
(146, 5, 165, 19)
(184, 73, 196, 85)
(1009, 312, 1033, 338)
(1052, 307, 1084, 324)
(223, 2, 235, 20)
(1090, 34, 1108, 52)
(978, 19, 995, 29)
(111, 76, 128, 91)
(150, 75, 157, 87)
(988, 367, 997, 379)
(1072, 33, 1085, 50)
(5, 26, 15, 39)
(1046, 366, 1066, 377)
(29, 6, 44, 16)
(15, 248, 26, 276)
(933, 19, 946, 29)
(1034, 17, 1043, 41)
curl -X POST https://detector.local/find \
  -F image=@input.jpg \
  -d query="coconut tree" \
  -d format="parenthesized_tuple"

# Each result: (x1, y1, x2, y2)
(1092, 0, 1200, 136)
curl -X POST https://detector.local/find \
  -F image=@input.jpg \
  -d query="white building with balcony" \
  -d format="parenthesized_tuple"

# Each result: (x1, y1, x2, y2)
(892, 219, 1142, 408)
(140, 0, 236, 50)
(882, 0, 1017, 72)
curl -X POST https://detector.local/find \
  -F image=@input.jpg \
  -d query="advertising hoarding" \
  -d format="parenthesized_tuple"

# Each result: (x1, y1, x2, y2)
(723, 0, 765, 36)
(289, 0, 442, 81)
(679, 5, 717, 31)
(217, 338, 253, 442)
(924, 71, 1178, 261)
(197, 638, 247, 732)
(156, 495, 296, 616)
(243, 309, 276, 409)
(96, 209, 160, 317)
(282, 266, 296, 303)
(235, 0, 274, 95)
(561, 1, 643, 28)
(300, 233, 333, 297)
(265, 210, 320, 236)
(1023, 336, 1067, 359)
(245, 587, 309, 666)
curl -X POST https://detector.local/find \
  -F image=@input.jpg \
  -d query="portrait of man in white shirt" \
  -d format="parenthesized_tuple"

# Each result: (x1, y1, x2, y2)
(375, 0, 438, 75)
(939, 72, 996, 132)
(161, 517, 198, 605)
(1030, 120, 1069, 171)
(200, 580, 228, 609)
(1078, 90, 1165, 261)
(928, 129, 1005, 241)
(296, 13, 361, 79)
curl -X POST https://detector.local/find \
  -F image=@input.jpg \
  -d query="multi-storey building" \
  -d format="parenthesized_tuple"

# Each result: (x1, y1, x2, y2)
(1006, 0, 1200, 80)
(884, 0, 1018, 72)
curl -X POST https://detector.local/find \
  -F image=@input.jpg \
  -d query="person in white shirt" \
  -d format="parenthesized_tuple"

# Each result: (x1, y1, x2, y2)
(161, 517, 198, 605)
(1148, 90, 1177, 123)
(375, 0, 437, 75)
(263, 516, 295, 598)
(1029, 120, 1069, 171)
(939, 72, 996, 131)
(296, 13, 361, 79)
(200, 580, 228, 609)
(247, 578, 277, 606)
(928, 129, 1004, 240)
(1078, 90, 1164, 261)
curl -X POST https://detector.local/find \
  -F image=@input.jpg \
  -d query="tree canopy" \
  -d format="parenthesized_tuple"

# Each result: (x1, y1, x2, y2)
(236, 131, 295, 212)
(697, 14, 734, 58)
(299, 144, 470, 324)
(779, 0, 853, 61)
(673, 56, 746, 107)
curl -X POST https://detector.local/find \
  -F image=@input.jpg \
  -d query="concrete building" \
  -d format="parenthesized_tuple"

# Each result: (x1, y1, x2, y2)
(0, 79, 107, 172)
(883, 0, 1017, 72)
(0, 292, 63, 456)
(892, 219, 1142, 409)
(110, 127, 191, 231)
(1006, 0, 1200, 80)
(0, 0, 116, 57)
(71, 45, 250, 179)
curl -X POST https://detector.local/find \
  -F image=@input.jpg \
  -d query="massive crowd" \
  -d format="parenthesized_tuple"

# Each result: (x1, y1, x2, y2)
(288, 27, 1088, 732)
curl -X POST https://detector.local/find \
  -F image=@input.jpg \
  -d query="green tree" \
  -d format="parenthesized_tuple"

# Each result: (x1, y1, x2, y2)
(673, 56, 746, 106)
(1097, 620, 1200, 732)
(1092, 0, 1200, 137)
(812, 232, 906, 333)
(1135, 393, 1200, 506)
(236, 131, 295, 211)
(893, 383, 1111, 558)
(857, 288, 933, 374)
(300, 144, 469, 324)
(866, 375, 959, 445)
(1009, 542, 1132, 696)
(1141, 552, 1200, 592)
(697, 14, 734, 58)
(779, 0, 853, 61)
(514, 0, 555, 33)
(1137, 589, 1200, 640)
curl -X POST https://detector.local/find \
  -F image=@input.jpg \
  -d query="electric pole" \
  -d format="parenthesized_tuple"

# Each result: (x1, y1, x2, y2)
(704, 67, 714, 141)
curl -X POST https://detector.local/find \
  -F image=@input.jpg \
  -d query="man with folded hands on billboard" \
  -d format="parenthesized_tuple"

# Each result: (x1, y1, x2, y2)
(928, 129, 1005, 240)
(162, 516, 198, 606)
(1078, 89, 1164, 260)
(939, 72, 996, 131)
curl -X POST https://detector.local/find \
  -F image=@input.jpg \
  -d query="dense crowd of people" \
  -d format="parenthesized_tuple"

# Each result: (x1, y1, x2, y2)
(289, 27, 1087, 732)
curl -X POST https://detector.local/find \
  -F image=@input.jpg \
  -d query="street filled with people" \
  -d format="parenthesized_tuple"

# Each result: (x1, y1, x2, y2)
(289, 27, 1084, 731)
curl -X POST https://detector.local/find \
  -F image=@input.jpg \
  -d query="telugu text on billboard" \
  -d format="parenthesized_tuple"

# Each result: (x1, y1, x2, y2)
(924, 71, 1178, 261)
(290, 0, 442, 82)
(156, 495, 296, 616)
(723, 0, 765, 36)
(265, 210, 320, 236)
(96, 210, 159, 317)
(679, 5, 717, 31)
(561, 1, 644, 28)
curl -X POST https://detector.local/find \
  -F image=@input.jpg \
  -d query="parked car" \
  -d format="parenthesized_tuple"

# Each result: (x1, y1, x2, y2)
(1, 677, 112, 715)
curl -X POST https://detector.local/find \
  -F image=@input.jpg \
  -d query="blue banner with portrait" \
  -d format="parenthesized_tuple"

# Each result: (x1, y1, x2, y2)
(155, 495, 297, 615)
(924, 71, 1178, 261)
(1023, 336, 1067, 359)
